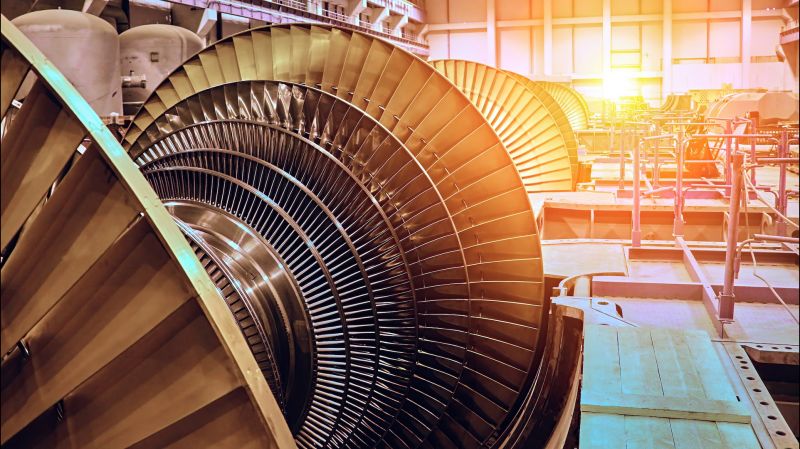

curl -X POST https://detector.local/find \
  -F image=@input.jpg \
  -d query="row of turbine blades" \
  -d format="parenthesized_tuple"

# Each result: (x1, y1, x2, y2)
(0, 14, 295, 448)
(1, 18, 587, 449)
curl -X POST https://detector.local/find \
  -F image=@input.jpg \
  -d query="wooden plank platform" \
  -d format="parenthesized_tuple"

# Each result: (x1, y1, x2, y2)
(580, 325, 761, 448)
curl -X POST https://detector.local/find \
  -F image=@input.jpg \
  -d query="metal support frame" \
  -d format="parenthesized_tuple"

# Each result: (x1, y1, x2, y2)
(720, 152, 744, 322)
(675, 236, 729, 336)
(632, 136, 642, 247)
(629, 126, 657, 247)
(616, 121, 624, 190)
(707, 117, 735, 185)
(750, 133, 758, 186)
(721, 342, 799, 449)
(752, 233, 800, 244)
(632, 134, 675, 240)
(777, 130, 789, 237)
(673, 127, 685, 236)
(164, 0, 429, 55)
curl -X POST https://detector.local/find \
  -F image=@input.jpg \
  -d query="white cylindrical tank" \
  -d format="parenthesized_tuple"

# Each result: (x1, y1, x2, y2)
(12, 9, 123, 117)
(708, 92, 799, 123)
(119, 24, 204, 110)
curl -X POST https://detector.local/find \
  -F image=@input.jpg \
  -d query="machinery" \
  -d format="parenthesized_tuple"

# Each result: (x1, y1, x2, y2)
(706, 91, 800, 124)
(1, 15, 293, 449)
(430, 59, 579, 192)
(119, 24, 204, 113)
(11, 9, 122, 117)
(1, 17, 583, 449)
(1, 5, 798, 449)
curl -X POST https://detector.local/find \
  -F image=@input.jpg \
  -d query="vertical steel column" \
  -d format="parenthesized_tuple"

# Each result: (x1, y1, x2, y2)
(720, 152, 744, 320)
(632, 137, 642, 247)
(618, 119, 625, 190)
(673, 128, 685, 236)
(610, 104, 617, 165)
(749, 118, 758, 185)
(602, 0, 611, 89)
(662, 0, 672, 100)
(777, 130, 788, 236)
(653, 137, 661, 188)
(543, 0, 553, 76)
(750, 139, 757, 185)
(742, 0, 752, 86)
(486, 0, 497, 67)
(735, 136, 741, 189)
(724, 120, 732, 185)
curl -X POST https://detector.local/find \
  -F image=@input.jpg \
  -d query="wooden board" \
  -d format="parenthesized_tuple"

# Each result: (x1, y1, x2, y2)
(579, 326, 761, 449)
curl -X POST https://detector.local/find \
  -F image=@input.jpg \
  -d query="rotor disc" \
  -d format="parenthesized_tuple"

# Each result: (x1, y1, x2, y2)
(142, 119, 419, 447)
(533, 80, 590, 132)
(430, 59, 577, 192)
(125, 24, 546, 449)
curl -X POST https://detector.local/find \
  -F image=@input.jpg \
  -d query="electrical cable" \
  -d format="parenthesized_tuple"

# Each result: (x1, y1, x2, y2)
(743, 164, 799, 230)
(740, 164, 799, 324)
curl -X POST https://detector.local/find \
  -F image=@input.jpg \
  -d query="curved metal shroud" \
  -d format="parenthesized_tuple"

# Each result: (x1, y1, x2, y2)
(0, 15, 295, 449)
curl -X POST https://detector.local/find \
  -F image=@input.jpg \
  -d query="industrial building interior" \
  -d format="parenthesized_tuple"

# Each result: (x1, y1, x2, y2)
(0, 0, 798, 447)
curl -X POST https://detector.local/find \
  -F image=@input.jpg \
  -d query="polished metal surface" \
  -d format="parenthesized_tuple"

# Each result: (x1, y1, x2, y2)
(120, 24, 204, 107)
(0, 15, 294, 448)
(534, 80, 591, 132)
(141, 120, 419, 446)
(11, 9, 122, 116)
(660, 93, 694, 112)
(706, 91, 799, 122)
(172, 203, 312, 420)
(504, 72, 581, 187)
(430, 59, 577, 192)
(125, 23, 549, 449)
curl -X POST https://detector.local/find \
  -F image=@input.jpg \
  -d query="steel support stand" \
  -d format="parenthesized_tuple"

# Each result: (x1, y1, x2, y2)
(673, 128, 685, 236)
(719, 152, 744, 321)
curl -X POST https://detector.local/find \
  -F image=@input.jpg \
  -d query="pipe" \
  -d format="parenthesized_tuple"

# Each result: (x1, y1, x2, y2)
(752, 234, 800, 244)
(642, 166, 653, 192)
(642, 186, 674, 197)
(610, 102, 616, 153)
(683, 185, 727, 195)
(754, 157, 799, 164)
(673, 127, 685, 236)
(641, 135, 674, 188)
(778, 131, 789, 236)
(735, 233, 800, 278)
(720, 152, 744, 320)
(102, 5, 130, 31)
(679, 122, 725, 127)
(682, 159, 725, 164)
(554, 271, 627, 297)
(688, 133, 777, 139)
(641, 134, 674, 141)
(121, 74, 146, 88)
(750, 118, 757, 185)
(724, 120, 732, 185)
